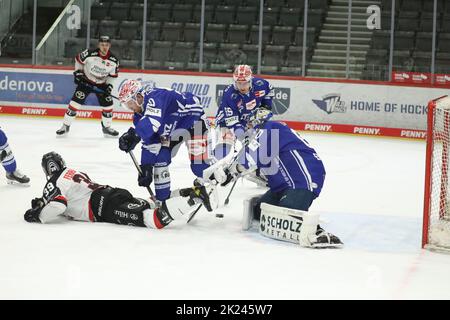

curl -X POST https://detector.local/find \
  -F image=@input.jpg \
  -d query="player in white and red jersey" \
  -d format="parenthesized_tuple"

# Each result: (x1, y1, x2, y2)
(56, 36, 120, 138)
(24, 152, 211, 229)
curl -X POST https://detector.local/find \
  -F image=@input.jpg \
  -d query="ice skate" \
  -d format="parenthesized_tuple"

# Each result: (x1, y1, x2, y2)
(308, 227, 343, 249)
(56, 124, 70, 137)
(102, 123, 119, 138)
(180, 180, 213, 212)
(6, 169, 30, 185)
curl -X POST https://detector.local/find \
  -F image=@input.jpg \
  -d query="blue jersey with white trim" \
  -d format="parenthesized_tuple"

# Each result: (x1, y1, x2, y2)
(244, 121, 325, 196)
(132, 87, 204, 149)
(215, 77, 274, 135)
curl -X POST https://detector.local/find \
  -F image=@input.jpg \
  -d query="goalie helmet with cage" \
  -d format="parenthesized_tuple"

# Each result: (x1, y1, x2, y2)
(119, 79, 156, 111)
(118, 79, 143, 111)
(41, 152, 66, 179)
(233, 65, 253, 94)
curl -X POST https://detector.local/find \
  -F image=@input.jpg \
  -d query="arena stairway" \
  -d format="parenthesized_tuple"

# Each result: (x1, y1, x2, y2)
(307, 0, 381, 79)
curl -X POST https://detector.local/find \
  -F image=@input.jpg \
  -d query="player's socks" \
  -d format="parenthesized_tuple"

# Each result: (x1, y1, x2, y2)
(1, 142, 17, 174)
(56, 105, 77, 136)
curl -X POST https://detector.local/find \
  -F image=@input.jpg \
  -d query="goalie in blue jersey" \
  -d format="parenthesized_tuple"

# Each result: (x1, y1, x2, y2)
(214, 109, 343, 248)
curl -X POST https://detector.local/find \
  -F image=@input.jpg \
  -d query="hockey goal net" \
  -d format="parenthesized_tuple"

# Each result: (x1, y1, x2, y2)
(423, 95, 450, 251)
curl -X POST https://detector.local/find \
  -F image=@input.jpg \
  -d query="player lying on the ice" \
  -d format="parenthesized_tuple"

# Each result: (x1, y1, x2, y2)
(24, 152, 212, 228)
(118, 79, 216, 204)
(209, 109, 343, 248)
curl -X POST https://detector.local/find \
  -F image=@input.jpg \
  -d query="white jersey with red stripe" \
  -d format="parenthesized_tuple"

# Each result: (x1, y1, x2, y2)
(39, 168, 104, 223)
(75, 48, 119, 85)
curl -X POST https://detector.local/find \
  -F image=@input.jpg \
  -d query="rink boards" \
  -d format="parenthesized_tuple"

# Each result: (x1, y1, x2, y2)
(1, 64, 450, 139)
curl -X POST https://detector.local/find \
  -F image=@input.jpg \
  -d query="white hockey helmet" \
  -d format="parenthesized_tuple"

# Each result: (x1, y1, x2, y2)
(233, 65, 253, 93)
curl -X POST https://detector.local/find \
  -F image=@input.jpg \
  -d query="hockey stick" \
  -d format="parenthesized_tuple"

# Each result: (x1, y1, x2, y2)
(224, 179, 238, 206)
(79, 80, 120, 100)
(187, 126, 263, 223)
(219, 121, 269, 207)
(128, 150, 156, 201)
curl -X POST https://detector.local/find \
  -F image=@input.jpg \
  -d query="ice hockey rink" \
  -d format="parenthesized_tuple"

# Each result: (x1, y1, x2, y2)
(1, 115, 450, 300)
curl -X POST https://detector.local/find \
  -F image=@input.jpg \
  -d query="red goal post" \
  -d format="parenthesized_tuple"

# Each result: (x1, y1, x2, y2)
(423, 95, 450, 252)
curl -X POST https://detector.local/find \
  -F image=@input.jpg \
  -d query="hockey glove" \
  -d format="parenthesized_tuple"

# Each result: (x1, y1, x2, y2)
(119, 127, 141, 152)
(138, 164, 153, 187)
(73, 70, 85, 85)
(105, 84, 113, 95)
(31, 197, 45, 210)
(260, 104, 272, 111)
(24, 206, 42, 223)
(220, 164, 246, 187)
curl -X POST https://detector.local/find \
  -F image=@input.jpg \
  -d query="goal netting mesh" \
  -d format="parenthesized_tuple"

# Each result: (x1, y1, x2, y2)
(423, 95, 450, 252)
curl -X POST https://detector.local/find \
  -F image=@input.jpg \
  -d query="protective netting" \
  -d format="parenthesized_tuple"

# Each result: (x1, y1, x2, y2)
(425, 96, 450, 251)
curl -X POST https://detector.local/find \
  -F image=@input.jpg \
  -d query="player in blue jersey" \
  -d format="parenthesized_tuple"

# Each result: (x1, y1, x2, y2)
(215, 109, 342, 247)
(117, 79, 216, 208)
(215, 64, 274, 136)
(214, 65, 274, 186)
(0, 128, 30, 185)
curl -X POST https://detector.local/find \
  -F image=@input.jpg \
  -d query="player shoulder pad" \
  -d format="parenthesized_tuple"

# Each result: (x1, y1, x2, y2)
(78, 49, 93, 62)
(143, 95, 162, 118)
(252, 77, 269, 88)
(224, 85, 240, 102)
(108, 53, 119, 63)
(254, 77, 274, 98)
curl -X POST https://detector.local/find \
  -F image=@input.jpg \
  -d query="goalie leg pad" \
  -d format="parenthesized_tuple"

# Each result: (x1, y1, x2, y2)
(259, 203, 305, 244)
(259, 203, 343, 248)
(242, 195, 264, 231)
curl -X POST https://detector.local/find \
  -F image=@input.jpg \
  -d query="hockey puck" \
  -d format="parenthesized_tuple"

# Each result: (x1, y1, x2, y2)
(215, 214, 224, 218)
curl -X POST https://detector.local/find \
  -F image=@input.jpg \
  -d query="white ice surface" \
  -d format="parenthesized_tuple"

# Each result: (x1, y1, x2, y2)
(1, 115, 449, 300)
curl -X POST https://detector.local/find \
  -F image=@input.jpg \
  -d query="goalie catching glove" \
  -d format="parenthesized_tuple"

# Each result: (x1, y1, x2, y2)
(203, 157, 247, 187)
(246, 107, 273, 130)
